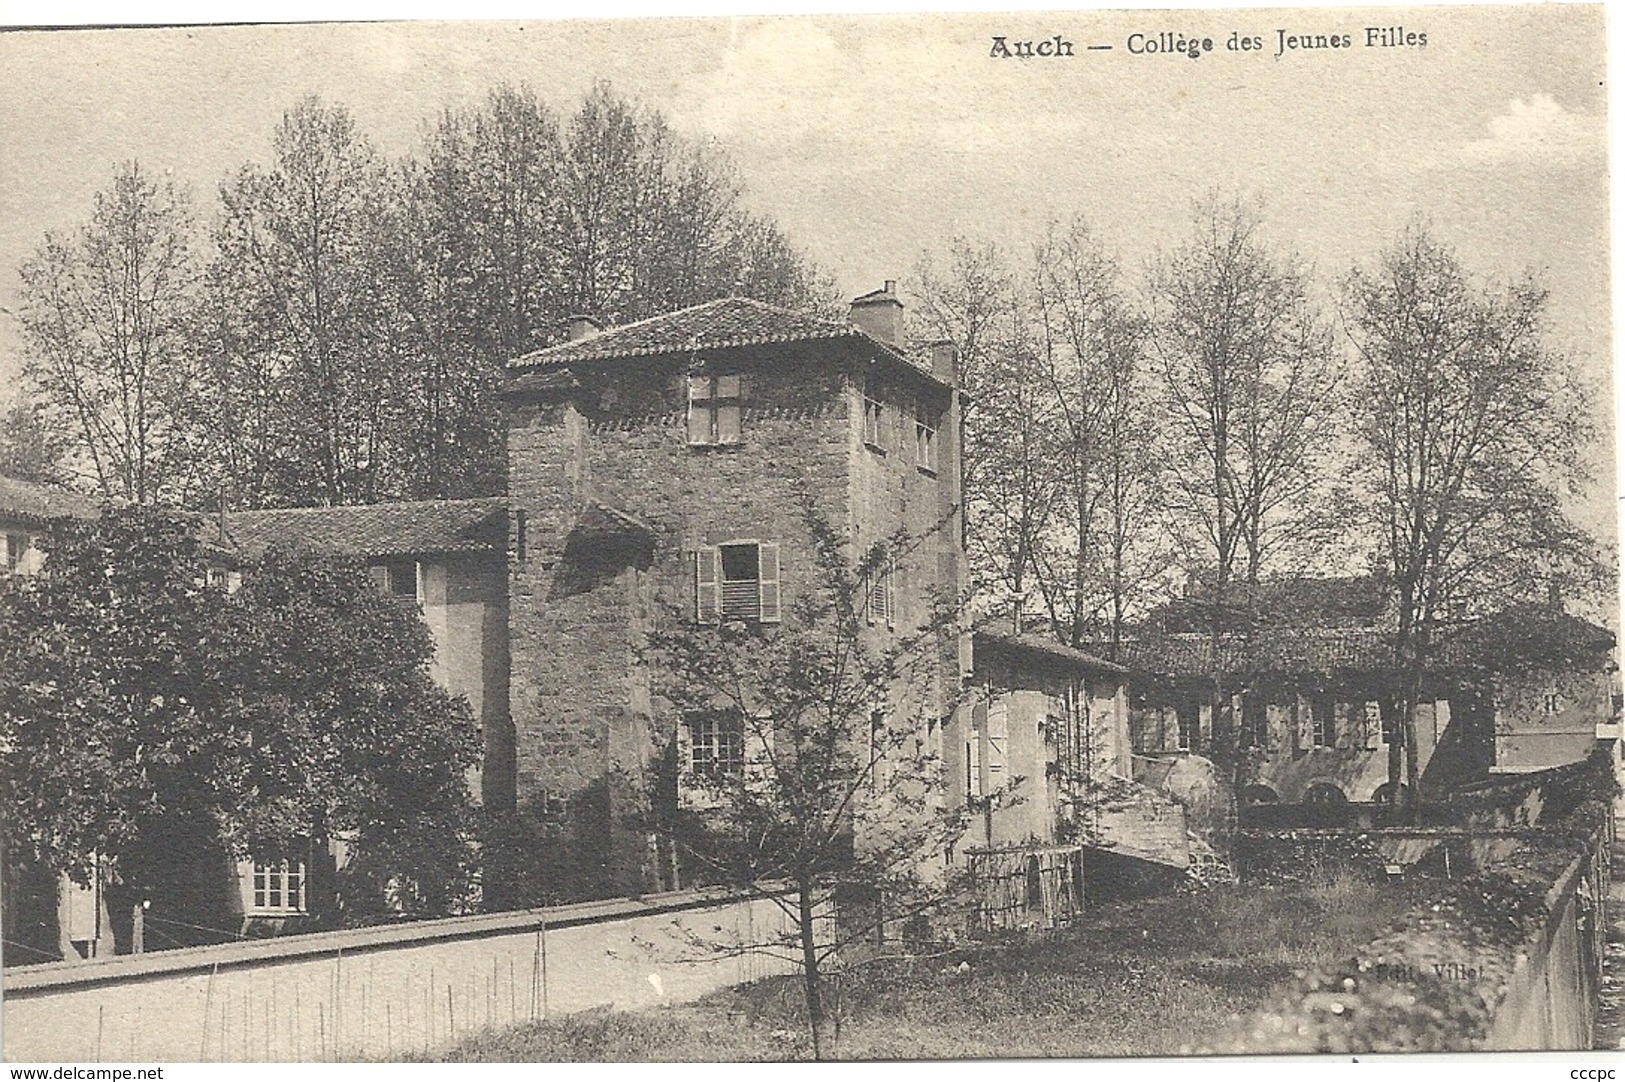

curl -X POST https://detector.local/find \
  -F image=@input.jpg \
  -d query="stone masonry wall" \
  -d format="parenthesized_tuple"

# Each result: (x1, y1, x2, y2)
(504, 341, 957, 899)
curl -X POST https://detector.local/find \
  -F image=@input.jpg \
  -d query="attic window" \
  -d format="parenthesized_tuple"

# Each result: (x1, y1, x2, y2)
(688, 374, 742, 446)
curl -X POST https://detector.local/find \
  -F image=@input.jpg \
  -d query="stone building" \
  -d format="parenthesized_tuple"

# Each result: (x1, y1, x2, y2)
(500, 285, 965, 897)
(1108, 575, 1618, 826)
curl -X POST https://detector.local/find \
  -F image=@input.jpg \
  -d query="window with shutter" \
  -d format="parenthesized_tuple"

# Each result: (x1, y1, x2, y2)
(698, 542, 781, 623)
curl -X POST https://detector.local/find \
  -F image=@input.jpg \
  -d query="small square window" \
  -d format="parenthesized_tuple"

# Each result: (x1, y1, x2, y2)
(384, 559, 420, 601)
(248, 859, 307, 915)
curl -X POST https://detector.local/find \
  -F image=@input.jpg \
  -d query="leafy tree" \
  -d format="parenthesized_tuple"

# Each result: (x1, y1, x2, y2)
(16, 162, 200, 504)
(644, 511, 968, 1059)
(0, 399, 69, 485)
(0, 506, 480, 952)
(1347, 225, 1603, 817)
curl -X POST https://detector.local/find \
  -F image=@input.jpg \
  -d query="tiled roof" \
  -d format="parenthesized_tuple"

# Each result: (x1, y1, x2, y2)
(1147, 573, 1390, 633)
(975, 629, 1129, 675)
(219, 498, 508, 560)
(0, 473, 100, 525)
(508, 296, 926, 375)
(1107, 627, 1399, 678)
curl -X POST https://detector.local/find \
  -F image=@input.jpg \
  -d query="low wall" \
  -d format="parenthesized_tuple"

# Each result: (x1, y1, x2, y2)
(3, 888, 798, 1062)
(1214, 813, 1611, 1052)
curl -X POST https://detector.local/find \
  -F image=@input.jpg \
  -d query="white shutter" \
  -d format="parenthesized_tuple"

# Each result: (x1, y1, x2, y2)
(695, 548, 720, 623)
(986, 697, 1008, 784)
(885, 555, 896, 630)
(969, 700, 987, 797)
(1295, 696, 1313, 754)
(758, 543, 781, 623)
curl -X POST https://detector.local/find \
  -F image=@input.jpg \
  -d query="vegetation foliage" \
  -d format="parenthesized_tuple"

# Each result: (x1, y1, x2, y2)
(0, 506, 482, 942)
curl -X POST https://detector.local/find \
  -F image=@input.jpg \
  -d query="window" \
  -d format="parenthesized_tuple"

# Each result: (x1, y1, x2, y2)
(864, 552, 896, 628)
(3, 532, 27, 573)
(381, 558, 421, 602)
(1310, 697, 1336, 748)
(688, 715, 745, 778)
(249, 859, 307, 915)
(915, 409, 939, 473)
(862, 379, 886, 450)
(1381, 703, 1402, 746)
(1542, 689, 1562, 716)
(1361, 701, 1384, 749)
(688, 374, 742, 446)
(1240, 693, 1268, 749)
(1176, 701, 1198, 751)
(695, 542, 781, 624)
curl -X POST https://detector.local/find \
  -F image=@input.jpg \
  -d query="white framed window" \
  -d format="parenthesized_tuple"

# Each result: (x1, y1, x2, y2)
(245, 859, 307, 915)
(862, 378, 886, 450)
(687, 373, 743, 446)
(372, 558, 422, 604)
(915, 409, 939, 473)
(688, 714, 746, 778)
(695, 541, 781, 624)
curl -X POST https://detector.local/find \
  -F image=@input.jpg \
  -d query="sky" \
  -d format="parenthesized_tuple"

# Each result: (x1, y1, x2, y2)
(0, 4, 1614, 542)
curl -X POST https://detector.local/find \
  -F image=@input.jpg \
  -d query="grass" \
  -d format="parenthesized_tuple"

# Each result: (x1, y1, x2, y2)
(436, 871, 1427, 1061)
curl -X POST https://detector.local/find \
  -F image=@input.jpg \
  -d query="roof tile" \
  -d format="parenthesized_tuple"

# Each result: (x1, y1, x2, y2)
(219, 498, 508, 560)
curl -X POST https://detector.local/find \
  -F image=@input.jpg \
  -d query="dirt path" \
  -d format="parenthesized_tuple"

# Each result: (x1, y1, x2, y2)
(1594, 821, 1625, 1050)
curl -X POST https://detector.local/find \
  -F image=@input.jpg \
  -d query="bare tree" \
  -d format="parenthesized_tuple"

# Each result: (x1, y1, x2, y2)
(1347, 224, 1602, 818)
(1031, 220, 1168, 653)
(16, 162, 199, 503)
(645, 511, 967, 1059)
(914, 240, 1063, 633)
(1150, 198, 1344, 763)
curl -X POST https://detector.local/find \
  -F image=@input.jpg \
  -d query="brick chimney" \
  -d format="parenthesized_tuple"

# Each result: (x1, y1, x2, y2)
(849, 281, 903, 346)
(567, 313, 603, 342)
(929, 340, 958, 387)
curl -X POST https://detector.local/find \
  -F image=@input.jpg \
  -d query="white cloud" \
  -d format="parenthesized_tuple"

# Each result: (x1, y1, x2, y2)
(1461, 94, 1604, 166)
